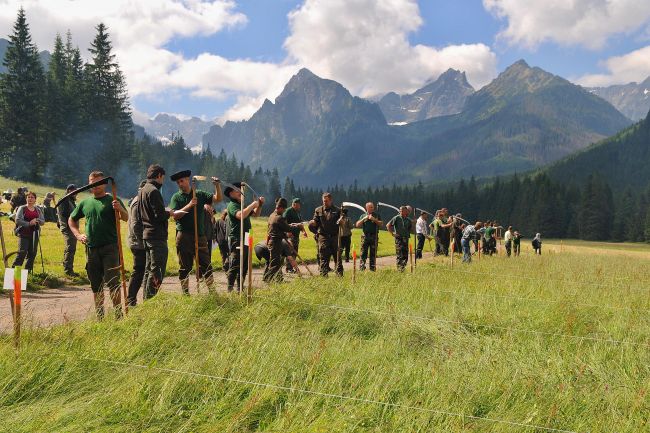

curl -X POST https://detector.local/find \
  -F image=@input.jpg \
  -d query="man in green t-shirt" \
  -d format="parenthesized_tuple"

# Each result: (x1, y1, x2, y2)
(283, 198, 307, 273)
(225, 182, 264, 292)
(386, 205, 414, 272)
(355, 202, 383, 271)
(169, 170, 223, 294)
(69, 171, 128, 319)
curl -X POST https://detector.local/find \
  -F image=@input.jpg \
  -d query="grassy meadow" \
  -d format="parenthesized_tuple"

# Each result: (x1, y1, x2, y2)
(0, 240, 649, 431)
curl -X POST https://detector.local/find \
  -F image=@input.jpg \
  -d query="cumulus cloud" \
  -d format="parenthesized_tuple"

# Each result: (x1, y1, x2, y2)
(484, 0, 650, 50)
(577, 45, 650, 86)
(285, 0, 497, 95)
(0, 0, 295, 120)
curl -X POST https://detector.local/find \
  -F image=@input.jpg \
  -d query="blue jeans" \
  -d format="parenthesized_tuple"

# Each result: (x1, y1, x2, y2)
(462, 238, 471, 263)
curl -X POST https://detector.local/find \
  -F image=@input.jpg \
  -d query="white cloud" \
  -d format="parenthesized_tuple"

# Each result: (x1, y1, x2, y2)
(577, 45, 650, 86)
(284, 0, 497, 95)
(484, 0, 650, 50)
(0, 0, 290, 120)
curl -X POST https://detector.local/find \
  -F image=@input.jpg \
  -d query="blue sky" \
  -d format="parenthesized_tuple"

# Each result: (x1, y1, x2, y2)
(2, 0, 649, 122)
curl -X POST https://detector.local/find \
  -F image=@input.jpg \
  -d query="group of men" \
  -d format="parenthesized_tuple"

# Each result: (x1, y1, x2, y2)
(3, 165, 538, 318)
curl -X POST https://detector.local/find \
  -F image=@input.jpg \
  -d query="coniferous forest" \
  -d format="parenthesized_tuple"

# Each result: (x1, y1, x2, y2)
(1, 8, 649, 242)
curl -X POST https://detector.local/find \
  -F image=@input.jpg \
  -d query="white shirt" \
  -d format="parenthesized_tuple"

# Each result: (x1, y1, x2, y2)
(416, 217, 429, 235)
(504, 230, 513, 242)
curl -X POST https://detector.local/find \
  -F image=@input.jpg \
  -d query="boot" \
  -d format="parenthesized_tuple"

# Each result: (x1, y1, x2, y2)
(180, 278, 190, 295)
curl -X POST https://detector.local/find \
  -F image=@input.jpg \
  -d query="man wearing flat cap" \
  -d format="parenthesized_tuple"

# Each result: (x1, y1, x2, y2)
(169, 170, 222, 294)
(225, 182, 264, 292)
(283, 197, 307, 273)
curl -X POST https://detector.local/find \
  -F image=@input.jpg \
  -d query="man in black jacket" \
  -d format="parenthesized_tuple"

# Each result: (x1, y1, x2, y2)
(309, 192, 344, 277)
(137, 164, 173, 300)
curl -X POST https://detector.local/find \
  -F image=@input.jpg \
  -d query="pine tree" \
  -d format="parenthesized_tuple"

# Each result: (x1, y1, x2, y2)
(83, 23, 133, 175)
(0, 8, 46, 180)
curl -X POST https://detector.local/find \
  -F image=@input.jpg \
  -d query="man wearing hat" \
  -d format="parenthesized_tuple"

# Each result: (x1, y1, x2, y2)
(283, 197, 306, 273)
(169, 170, 222, 294)
(265, 197, 303, 283)
(225, 182, 264, 292)
(57, 183, 78, 276)
(309, 192, 344, 277)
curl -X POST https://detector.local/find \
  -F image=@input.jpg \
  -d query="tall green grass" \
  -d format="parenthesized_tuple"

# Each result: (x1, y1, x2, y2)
(1, 249, 649, 432)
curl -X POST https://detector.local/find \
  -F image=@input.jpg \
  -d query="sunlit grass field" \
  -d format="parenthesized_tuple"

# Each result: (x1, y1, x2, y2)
(0, 240, 649, 431)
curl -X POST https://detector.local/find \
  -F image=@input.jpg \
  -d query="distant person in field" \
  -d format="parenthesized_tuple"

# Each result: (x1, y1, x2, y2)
(225, 182, 264, 292)
(387, 205, 413, 272)
(126, 180, 148, 307)
(69, 171, 128, 319)
(309, 192, 344, 277)
(11, 191, 44, 272)
(439, 208, 453, 256)
(57, 184, 78, 276)
(356, 201, 382, 271)
(532, 233, 542, 255)
(451, 213, 464, 254)
(283, 198, 307, 273)
(504, 226, 513, 257)
(339, 208, 353, 262)
(429, 210, 442, 255)
(415, 211, 430, 259)
(10, 187, 26, 213)
(169, 170, 222, 295)
(462, 221, 482, 263)
(513, 230, 522, 256)
(42, 192, 57, 222)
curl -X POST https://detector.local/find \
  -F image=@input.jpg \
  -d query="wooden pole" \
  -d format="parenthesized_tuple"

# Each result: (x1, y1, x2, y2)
(1, 221, 14, 317)
(247, 231, 253, 304)
(239, 184, 245, 296)
(352, 248, 357, 283)
(110, 182, 128, 315)
(450, 239, 454, 267)
(192, 180, 201, 293)
(409, 242, 414, 273)
(478, 238, 481, 261)
(13, 266, 21, 349)
(336, 204, 343, 275)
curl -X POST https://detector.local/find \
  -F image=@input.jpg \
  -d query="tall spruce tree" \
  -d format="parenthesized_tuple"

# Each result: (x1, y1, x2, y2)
(0, 8, 46, 180)
(83, 23, 133, 176)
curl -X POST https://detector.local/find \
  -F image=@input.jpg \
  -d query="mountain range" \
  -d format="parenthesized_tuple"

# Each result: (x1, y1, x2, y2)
(135, 113, 213, 150)
(202, 60, 631, 186)
(588, 78, 650, 121)
(377, 68, 475, 124)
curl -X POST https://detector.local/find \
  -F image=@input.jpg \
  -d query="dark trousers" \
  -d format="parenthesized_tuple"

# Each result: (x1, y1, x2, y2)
(514, 243, 521, 256)
(12, 233, 39, 271)
(340, 235, 351, 261)
(439, 230, 450, 256)
(416, 233, 425, 259)
(86, 243, 120, 294)
(144, 238, 168, 299)
(226, 239, 249, 291)
(505, 240, 512, 257)
(462, 238, 472, 263)
(318, 234, 342, 277)
(360, 234, 377, 271)
(218, 241, 230, 272)
(127, 248, 147, 306)
(434, 235, 443, 255)
(286, 237, 299, 271)
(176, 232, 213, 281)
(263, 238, 284, 283)
(61, 229, 77, 273)
(394, 236, 409, 271)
